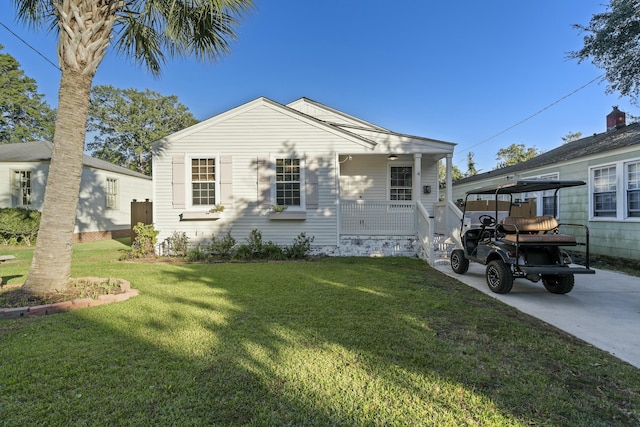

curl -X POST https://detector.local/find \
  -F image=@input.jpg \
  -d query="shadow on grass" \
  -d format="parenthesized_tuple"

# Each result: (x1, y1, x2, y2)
(1, 257, 638, 425)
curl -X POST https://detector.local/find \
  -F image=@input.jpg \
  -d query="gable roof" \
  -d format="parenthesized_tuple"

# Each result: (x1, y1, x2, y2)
(153, 96, 455, 154)
(455, 122, 640, 186)
(287, 97, 456, 152)
(0, 141, 151, 179)
(286, 97, 389, 131)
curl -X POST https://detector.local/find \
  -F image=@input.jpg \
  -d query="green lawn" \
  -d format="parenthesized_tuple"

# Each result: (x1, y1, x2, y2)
(1, 240, 638, 426)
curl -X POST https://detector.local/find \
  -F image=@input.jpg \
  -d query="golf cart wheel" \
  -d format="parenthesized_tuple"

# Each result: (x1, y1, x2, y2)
(486, 260, 514, 294)
(542, 275, 575, 294)
(450, 249, 469, 274)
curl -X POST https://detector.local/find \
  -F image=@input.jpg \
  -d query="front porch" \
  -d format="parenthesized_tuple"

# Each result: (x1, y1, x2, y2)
(337, 199, 463, 265)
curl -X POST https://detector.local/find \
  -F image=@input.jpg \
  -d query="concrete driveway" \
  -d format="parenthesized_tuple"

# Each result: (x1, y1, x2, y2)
(435, 261, 640, 369)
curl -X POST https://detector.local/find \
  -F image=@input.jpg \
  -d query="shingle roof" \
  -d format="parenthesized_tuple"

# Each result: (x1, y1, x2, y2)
(455, 122, 640, 186)
(0, 141, 151, 179)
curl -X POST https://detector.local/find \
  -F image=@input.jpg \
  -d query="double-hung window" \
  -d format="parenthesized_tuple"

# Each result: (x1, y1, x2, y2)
(191, 157, 217, 207)
(13, 170, 32, 207)
(626, 161, 640, 217)
(275, 158, 302, 208)
(106, 177, 119, 209)
(522, 173, 559, 216)
(592, 166, 617, 217)
(389, 166, 412, 200)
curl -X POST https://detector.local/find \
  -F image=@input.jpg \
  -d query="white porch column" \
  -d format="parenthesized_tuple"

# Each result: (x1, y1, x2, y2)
(413, 153, 422, 202)
(446, 153, 453, 203)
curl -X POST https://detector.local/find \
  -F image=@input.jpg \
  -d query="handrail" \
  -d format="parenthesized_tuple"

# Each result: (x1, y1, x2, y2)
(416, 201, 434, 266)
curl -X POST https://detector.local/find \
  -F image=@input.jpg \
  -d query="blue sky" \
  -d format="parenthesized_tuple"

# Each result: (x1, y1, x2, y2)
(0, 0, 636, 173)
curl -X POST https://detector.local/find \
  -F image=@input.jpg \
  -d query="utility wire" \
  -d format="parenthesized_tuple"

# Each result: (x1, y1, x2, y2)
(0, 21, 60, 71)
(454, 74, 605, 159)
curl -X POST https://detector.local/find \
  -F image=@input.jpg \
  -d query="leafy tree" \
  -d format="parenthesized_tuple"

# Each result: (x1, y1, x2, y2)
(0, 44, 55, 144)
(562, 131, 583, 144)
(87, 85, 198, 175)
(571, 0, 640, 103)
(495, 143, 540, 168)
(14, 0, 254, 295)
(438, 160, 464, 186)
(466, 152, 478, 176)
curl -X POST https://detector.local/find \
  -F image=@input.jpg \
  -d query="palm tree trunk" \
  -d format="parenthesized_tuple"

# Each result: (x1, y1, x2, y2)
(23, 69, 93, 294)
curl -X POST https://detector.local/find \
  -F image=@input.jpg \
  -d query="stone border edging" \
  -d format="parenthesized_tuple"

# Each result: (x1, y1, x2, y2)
(0, 278, 139, 319)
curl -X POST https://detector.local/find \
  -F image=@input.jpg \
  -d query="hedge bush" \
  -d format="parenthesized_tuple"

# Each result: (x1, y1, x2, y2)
(0, 208, 41, 246)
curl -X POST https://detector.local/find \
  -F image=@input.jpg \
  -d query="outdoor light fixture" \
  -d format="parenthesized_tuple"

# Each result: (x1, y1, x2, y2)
(388, 154, 398, 161)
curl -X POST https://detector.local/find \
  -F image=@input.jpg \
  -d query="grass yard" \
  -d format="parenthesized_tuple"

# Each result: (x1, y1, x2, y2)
(1, 239, 639, 426)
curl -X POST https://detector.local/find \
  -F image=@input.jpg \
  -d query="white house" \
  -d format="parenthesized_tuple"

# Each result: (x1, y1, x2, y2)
(0, 141, 152, 242)
(152, 97, 457, 262)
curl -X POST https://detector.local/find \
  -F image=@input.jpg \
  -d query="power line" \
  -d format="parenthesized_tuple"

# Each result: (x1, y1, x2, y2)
(454, 74, 605, 159)
(0, 21, 60, 71)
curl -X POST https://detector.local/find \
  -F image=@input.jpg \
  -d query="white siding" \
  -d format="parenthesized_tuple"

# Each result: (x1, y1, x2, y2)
(0, 161, 48, 208)
(153, 99, 452, 251)
(0, 161, 151, 234)
(154, 104, 363, 248)
(76, 167, 152, 233)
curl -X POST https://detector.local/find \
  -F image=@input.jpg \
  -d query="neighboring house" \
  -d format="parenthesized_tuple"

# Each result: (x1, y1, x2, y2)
(0, 141, 152, 242)
(152, 97, 457, 261)
(451, 107, 640, 261)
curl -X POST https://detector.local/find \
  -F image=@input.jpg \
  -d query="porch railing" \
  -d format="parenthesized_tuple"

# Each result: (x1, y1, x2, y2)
(415, 201, 435, 266)
(434, 200, 463, 249)
(340, 200, 415, 235)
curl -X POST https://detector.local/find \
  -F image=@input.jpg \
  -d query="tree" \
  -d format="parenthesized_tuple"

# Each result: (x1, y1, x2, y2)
(87, 85, 198, 175)
(495, 143, 540, 168)
(15, 0, 254, 295)
(466, 152, 478, 176)
(561, 131, 583, 144)
(571, 0, 640, 103)
(0, 44, 55, 144)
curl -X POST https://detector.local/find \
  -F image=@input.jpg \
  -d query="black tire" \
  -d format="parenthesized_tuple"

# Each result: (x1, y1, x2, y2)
(450, 249, 469, 274)
(486, 260, 514, 294)
(542, 275, 575, 294)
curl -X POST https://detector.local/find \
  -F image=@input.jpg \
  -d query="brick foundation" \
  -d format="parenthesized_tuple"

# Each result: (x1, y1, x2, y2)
(73, 229, 130, 243)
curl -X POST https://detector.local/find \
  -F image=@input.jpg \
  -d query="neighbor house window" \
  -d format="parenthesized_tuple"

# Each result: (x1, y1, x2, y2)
(191, 157, 216, 206)
(13, 170, 31, 207)
(106, 177, 119, 209)
(593, 165, 617, 217)
(522, 173, 559, 216)
(626, 161, 640, 217)
(275, 158, 301, 207)
(390, 166, 412, 200)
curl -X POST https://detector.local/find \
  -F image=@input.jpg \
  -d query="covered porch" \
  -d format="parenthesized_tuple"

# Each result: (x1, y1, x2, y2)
(335, 150, 462, 265)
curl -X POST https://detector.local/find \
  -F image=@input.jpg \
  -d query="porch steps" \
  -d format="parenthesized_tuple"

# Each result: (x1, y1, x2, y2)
(433, 234, 454, 266)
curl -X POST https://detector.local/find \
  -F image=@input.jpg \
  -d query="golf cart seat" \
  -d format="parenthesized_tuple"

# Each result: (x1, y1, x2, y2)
(498, 216, 577, 245)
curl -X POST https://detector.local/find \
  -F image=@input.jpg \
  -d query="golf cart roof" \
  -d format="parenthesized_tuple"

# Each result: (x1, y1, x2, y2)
(467, 179, 586, 195)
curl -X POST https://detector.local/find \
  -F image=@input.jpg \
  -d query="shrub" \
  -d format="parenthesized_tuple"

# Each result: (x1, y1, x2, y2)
(124, 223, 159, 259)
(186, 246, 208, 262)
(167, 231, 189, 257)
(209, 231, 236, 259)
(262, 241, 286, 260)
(285, 233, 315, 259)
(231, 244, 253, 261)
(245, 229, 263, 256)
(0, 208, 41, 246)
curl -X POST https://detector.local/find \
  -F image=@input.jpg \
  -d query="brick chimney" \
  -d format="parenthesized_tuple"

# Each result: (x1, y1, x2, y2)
(607, 106, 626, 130)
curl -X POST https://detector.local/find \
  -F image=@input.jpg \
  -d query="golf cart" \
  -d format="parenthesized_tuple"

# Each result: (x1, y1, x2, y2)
(450, 179, 595, 294)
